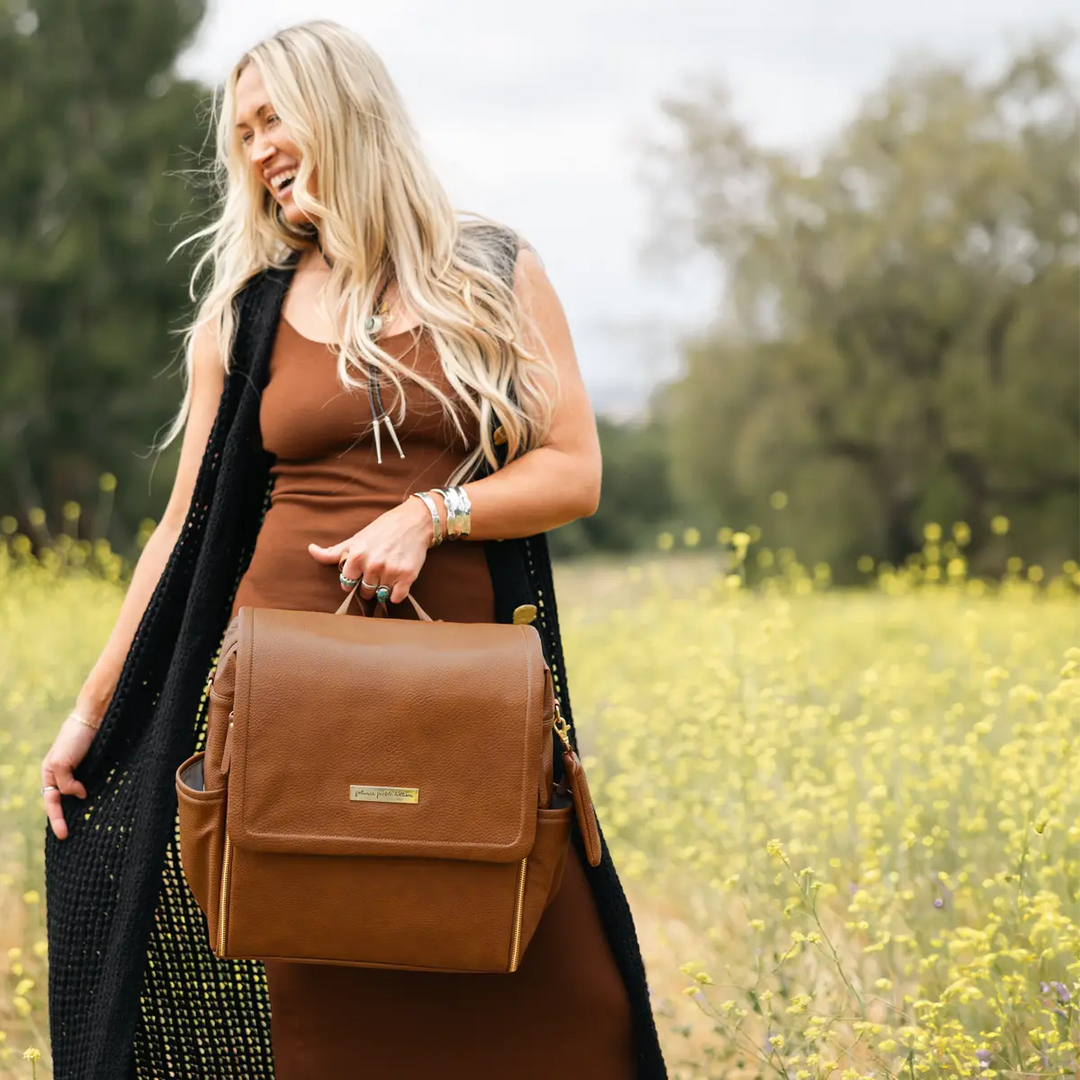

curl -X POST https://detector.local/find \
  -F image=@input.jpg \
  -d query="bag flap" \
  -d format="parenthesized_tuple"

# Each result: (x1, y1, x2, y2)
(226, 606, 550, 863)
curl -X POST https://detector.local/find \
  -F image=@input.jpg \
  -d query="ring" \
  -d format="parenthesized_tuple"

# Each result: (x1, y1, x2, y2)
(375, 585, 391, 603)
(339, 572, 361, 588)
(360, 578, 379, 591)
(41, 785, 59, 794)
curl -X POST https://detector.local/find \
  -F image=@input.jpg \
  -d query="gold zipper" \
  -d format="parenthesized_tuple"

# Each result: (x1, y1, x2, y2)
(217, 832, 232, 956)
(507, 857, 529, 971)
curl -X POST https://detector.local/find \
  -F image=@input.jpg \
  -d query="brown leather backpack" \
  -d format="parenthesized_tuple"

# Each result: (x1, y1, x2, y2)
(175, 583, 601, 973)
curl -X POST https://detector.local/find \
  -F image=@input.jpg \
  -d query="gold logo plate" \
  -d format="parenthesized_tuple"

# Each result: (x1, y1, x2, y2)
(349, 785, 419, 804)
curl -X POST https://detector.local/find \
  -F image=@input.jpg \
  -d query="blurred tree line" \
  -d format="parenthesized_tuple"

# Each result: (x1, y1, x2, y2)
(0, 0, 210, 551)
(636, 34, 1079, 578)
(0, 4, 1075, 575)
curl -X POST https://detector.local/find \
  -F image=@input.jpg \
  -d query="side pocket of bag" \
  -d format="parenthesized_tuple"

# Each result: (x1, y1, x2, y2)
(176, 750, 227, 945)
(516, 804, 573, 960)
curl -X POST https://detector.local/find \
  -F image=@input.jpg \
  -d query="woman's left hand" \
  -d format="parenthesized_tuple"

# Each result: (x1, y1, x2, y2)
(308, 497, 435, 603)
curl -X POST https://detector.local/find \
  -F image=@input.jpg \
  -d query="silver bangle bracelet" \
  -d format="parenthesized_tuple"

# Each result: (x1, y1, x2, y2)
(453, 486, 472, 537)
(436, 487, 462, 538)
(408, 492, 443, 547)
(433, 486, 471, 539)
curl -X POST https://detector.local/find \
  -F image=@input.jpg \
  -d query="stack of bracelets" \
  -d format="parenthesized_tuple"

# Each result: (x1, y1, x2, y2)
(407, 485, 472, 546)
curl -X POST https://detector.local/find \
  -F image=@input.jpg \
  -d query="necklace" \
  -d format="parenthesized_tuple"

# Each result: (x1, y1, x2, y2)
(316, 240, 405, 463)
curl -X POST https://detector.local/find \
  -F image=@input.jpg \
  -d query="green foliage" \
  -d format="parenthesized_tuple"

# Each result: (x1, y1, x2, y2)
(548, 414, 679, 557)
(649, 36, 1080, 580)
(0, 0, 211, 554)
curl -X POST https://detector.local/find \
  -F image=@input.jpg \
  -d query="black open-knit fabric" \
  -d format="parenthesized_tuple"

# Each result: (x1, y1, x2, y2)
(43, 226, 667, 1079)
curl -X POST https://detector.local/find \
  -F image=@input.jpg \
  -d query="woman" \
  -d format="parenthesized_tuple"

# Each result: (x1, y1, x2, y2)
(40, 20, 666, 1079)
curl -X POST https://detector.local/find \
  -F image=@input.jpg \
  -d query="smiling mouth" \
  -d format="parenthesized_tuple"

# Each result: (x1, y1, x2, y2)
(269, 170, 298, 197)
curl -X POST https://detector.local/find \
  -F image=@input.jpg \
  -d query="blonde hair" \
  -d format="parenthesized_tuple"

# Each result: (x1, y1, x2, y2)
(163, 19, 558, 486)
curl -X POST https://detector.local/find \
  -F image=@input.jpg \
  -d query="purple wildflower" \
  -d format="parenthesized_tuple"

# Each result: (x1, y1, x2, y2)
(934, 897, 944, 908)
(976, 1048, 992, 1068)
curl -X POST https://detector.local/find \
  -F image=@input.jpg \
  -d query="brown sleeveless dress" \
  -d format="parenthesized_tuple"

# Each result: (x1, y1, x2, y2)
(229, 314, 636, 1077)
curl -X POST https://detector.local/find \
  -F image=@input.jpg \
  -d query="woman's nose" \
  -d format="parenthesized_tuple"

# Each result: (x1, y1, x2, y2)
(250, 135, 275, 164)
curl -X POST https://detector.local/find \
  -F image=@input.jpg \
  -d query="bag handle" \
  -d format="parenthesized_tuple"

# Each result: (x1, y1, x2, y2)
(334, 580, 437, 622)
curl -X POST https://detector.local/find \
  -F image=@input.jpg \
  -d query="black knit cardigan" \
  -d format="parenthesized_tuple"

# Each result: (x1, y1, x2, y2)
(43, 232, 667, 1079)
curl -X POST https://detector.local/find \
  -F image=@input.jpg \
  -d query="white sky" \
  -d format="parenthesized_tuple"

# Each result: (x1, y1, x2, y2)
(178, 1, 1077, 417)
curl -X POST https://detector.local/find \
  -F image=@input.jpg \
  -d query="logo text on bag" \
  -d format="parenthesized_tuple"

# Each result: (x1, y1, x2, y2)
(349, 785, 420, 804)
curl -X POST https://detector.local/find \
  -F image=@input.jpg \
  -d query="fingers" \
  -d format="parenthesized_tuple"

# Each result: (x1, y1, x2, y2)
(308, 539, 348, 564)
(42, 761, 87, 842)
(339, 553, 413, 604)
(336, 546, 366, 591)
(315, 528, 422, 605)
(54, 761, 88, 801)
(367, 570, 412, 605)
(44, 789, 68, 841)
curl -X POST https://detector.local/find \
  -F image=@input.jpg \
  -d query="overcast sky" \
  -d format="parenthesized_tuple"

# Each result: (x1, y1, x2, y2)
(178, 1, 1076, 417)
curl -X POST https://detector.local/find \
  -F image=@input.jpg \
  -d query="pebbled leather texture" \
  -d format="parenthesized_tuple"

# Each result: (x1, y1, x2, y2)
(228, 605, 544, 862)
(176, 755, 225, 948)
(176, 595, 603, 973)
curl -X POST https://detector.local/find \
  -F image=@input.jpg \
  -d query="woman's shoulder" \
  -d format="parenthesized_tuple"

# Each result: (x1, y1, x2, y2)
(455, 218, 534, 290)
(457, 217, 521, 251)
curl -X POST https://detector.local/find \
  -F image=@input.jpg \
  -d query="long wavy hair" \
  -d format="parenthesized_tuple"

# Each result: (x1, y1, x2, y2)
(161, 19, 558, 486)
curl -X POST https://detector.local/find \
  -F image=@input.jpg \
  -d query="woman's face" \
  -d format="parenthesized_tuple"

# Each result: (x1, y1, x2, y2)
(234, 62, 316, 228)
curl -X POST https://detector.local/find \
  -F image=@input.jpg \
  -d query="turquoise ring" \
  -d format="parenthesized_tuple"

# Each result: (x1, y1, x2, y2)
(375, 585, 391, 604)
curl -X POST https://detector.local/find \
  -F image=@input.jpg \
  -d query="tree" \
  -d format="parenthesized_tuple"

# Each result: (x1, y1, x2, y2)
(0, 0, 211, 551)
(646, 36, 1079, 576)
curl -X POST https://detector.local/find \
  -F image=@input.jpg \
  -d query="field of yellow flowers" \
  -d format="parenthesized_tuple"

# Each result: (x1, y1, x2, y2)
(0, 521, 1077, 1079)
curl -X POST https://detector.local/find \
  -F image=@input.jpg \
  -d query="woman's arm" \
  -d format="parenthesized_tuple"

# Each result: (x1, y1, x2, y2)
(45, 322, 227, 838)
(313, 248, 603, 601)
(74, 322, 226, 724)
(425, 245, 603, 541)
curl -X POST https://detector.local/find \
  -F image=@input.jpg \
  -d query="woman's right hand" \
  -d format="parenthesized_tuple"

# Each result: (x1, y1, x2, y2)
(41, 713, 99, 841)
